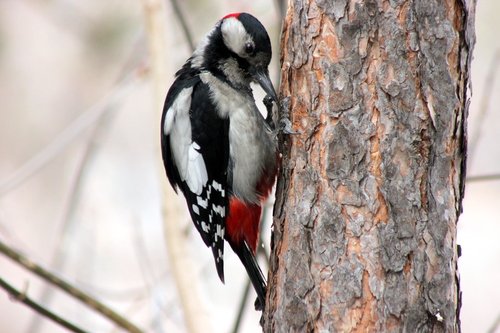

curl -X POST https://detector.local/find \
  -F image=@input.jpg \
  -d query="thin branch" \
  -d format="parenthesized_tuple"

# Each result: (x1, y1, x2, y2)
(0, 277, 88, 333)
(0, 70, 140, 196)
(468, 49, 500, 167)
(26, 37, 147, 332)
(465, 174, 500, 183)
(110, 294, 148, 333)
(141, 0, 210, 332)
(487, 313, 500, 333)
(26, 96, 120, 333)
(0, 239, 144, 333)
(28, 0, 94, 41)
(132, 218, 166, 332)
(168, 0, 195, 52)
(274, 0, 287, 21)
(73, 281, 148, 302)
(230, 279, 252, 333)
(133, 219, 159, 291)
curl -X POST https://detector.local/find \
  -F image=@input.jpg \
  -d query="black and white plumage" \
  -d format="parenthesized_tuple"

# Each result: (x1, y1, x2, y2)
(160, 13, 278, 309)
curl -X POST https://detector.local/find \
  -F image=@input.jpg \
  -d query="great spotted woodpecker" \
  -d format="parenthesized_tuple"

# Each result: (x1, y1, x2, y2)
(160, 13, 278, 310)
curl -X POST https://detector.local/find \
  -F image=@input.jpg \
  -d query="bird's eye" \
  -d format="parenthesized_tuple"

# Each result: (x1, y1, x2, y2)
(245, 42, 255, 55)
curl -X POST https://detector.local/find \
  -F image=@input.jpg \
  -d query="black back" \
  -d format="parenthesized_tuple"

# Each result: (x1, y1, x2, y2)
(161, 64, 230, 281)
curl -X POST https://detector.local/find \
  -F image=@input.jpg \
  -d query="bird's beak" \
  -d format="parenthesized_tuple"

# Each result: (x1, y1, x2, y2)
(253, 68, 278, 104)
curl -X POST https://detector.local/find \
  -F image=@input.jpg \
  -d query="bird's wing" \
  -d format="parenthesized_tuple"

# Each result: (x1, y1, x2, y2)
(161, 75, 230, 282)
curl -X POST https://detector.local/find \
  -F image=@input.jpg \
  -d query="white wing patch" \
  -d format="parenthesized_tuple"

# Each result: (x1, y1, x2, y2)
(197, 195, 208, 209)
(163, 106, 176, 135)
(185, 142, 208, 195)
(211, 180, 225, 197)
(166, 86, 208, 195)
(164, 87, 193, 135)
(201, 221, 210, 233)
(215, 224, 224, 241)
(212, 204, 225, 217)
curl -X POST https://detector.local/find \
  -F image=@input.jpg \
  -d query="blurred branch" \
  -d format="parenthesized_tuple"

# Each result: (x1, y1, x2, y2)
(0, 277, 88, 333)
(141, 1, 210, 333)
(0, 239, 144, 333)
(468, 49, 500, 167)
(74, 281, 148, 302)
(466, 174, 500, 183)
(132, 219, 167, 332)
(26, 1, 91, 42)
(168, 0, 195, 52)
(110, 294, 149, 333)
(0, 70, 141, 196)
(26, 88, 120, 333)
(26, 37, 147, 333)
(230, 279, 252, 333)
(274, 0, 287, 20)
(487, 313, 500, 333)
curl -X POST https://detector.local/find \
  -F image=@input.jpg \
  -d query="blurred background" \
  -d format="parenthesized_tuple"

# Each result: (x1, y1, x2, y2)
(0, 0, 497, 333)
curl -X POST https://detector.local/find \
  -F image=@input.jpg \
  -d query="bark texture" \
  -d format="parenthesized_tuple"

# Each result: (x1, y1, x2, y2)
(265, 0, 475, 332)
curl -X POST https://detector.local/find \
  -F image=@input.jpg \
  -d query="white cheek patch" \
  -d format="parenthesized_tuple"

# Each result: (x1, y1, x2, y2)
(221, 17, 253, 57)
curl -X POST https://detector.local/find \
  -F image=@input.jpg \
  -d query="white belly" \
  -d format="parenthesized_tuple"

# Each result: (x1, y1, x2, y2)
(229, 107, 276, 203)
(200, 71, 276, 203)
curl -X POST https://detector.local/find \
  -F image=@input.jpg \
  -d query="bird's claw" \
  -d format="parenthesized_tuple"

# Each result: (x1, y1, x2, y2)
(263, 95, 274, 110)
(263, 94, 276, 131)
(278, 118, 300, 135)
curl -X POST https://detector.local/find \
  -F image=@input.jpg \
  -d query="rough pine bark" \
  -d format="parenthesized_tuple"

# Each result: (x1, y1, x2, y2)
(265, 0, 475, 332)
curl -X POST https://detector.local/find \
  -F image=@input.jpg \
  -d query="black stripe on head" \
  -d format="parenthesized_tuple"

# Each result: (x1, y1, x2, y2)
(236, 13, 272, 65)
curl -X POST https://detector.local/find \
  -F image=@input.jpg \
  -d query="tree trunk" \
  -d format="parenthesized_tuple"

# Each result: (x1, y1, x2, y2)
(265, 0, 475, 332)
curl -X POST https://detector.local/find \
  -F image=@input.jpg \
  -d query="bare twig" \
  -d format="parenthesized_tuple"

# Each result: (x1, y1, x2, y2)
(0, 239, 144, 333)
(0, 70, 140, 196)
(26, 96, 120, 333)
(26, 34, 146, 332)
(487, 313, 500, 333)
(74, 281, 148, 302)
(274, 0, 287, 20)
(468, 49, 500, 167)
(231, 279, 252, 333)
(141, 0, 210, 332)
(0, 277, 88, 333)
(466, 174, 500, 183)
(28, 0, 94, 41)
(110, 294, 148, 333)
(168, 0, 195, 52)
(131, 219, 167, 331)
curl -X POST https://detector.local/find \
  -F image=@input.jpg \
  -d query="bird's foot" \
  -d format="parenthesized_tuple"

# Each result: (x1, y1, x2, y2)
(263, 95, 276, 131)
(278, 118, 300, 135)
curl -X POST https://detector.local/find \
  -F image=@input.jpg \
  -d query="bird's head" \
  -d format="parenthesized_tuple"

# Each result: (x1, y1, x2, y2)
(195, 13, 278, 103)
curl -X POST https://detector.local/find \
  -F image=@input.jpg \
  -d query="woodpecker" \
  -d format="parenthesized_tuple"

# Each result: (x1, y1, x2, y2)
(160, 13, 278, 310)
